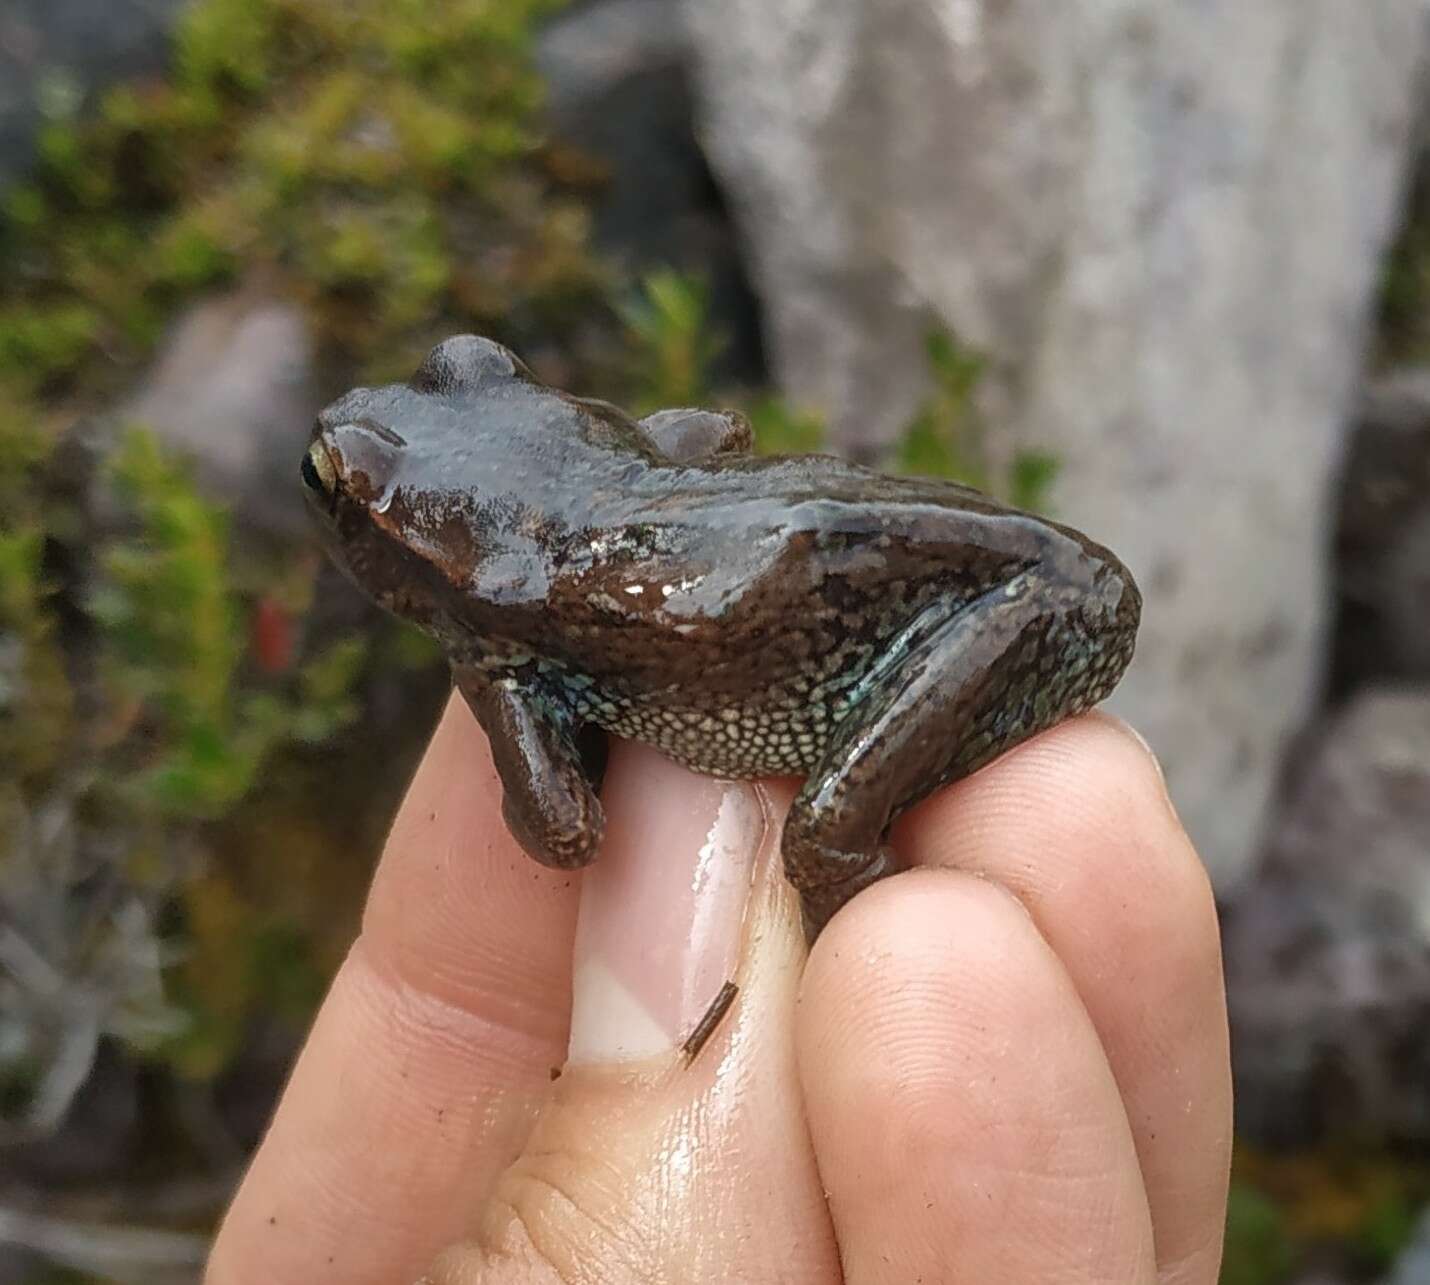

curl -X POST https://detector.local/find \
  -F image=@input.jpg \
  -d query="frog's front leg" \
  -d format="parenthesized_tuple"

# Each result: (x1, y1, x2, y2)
(452, 662, 604, 869)
(784, 583, 1119, 941)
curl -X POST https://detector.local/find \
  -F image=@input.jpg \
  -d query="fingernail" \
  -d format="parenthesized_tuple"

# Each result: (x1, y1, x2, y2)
(567, 745, 764, 1065)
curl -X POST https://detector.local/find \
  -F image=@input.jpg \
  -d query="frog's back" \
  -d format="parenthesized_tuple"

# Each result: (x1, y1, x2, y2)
(538, 455, 1100, 779)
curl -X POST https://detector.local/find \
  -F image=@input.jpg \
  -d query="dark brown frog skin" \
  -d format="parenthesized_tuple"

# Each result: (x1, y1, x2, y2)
(301, 336, 1141, 939)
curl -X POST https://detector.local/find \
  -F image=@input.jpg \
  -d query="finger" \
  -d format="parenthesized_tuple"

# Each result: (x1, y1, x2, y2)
(897, 713, 1231, 1283)
(800, 870, 1158, 1284)
(209, 692, 583, 1285)
(421, 750, 842, 1285)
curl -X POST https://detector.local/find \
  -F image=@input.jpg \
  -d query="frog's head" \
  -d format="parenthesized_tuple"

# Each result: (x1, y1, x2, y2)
(300, 336, 544, 622)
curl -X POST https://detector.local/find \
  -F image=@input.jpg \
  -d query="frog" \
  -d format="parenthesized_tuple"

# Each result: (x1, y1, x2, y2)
(301, 335, 1141, 940)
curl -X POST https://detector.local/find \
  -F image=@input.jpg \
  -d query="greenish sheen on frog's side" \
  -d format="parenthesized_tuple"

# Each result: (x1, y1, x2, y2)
(301, 336, 1141, 940)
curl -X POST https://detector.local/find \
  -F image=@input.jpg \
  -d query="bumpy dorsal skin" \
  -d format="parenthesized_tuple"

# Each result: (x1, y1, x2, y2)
(301, 335, 1142, 940)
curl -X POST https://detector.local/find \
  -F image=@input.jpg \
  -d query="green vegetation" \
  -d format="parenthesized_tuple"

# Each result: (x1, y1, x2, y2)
(94, 431, 364, 822)
(0, 0, 599, 400)
(0, 414, 367, 1111)
(1221, 1151, 1430, 1284)
(9, 5, 1423, 1277)
(0, 0, 607, 1135)
(619, 269, 830, 455)
(1221, 1183, 1295, 1285)
(620, 271, 1060, 508)
(622, 270, 726, 413)
(1378, 162, 1430, 365)
(893, 330, 1060, 510)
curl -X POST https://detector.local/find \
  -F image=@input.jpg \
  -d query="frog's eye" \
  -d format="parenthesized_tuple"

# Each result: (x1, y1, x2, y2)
(411, 334, 534, 395)
(301, 441, 338, 503)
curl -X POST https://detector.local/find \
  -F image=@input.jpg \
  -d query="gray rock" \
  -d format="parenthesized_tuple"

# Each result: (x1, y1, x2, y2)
(1388, 1209, 1430, 1284)
(1335, 368, 1430, 692)
(682, 0, 1430, 885)
(538, 0, 695, 261)
(537, 0, 764, 380)
(1224, 689, 1430, 1146)
(0, 0, 186, 193)
(120, 291, 318, 538)
(539, 0, 688, 118)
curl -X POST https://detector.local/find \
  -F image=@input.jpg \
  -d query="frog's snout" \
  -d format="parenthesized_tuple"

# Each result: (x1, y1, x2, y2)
(1112, 560, 1142, 639)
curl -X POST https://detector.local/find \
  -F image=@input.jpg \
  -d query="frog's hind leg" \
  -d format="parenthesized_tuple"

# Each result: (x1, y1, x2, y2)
(784, 583, 1133, 941)
(638, 408, 753, 463)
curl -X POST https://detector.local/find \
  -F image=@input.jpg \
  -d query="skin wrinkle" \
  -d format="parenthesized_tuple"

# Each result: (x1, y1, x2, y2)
(483, 1167, 646, 1284)
(351, 930, 573, 1060)
(362, 843, 580, 1028)
(220, 983, 518, 1278)
(429, 801, 836, 1285)
(325, 953, 545, 1145)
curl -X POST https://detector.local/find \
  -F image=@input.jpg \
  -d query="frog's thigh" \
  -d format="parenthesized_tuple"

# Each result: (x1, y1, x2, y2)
(452, 664, 605, 869)
(638, 408, 753, 462)
(785, 593, 1063, 937)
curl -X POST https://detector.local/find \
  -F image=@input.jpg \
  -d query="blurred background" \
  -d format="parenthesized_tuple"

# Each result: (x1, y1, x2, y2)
(0, 0, 1428, 1280)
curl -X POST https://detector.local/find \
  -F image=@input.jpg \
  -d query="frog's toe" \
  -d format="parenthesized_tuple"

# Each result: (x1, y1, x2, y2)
(795, 846, 901, 943)
(412, 335, 534, 395)
(500, 793, 605, 871)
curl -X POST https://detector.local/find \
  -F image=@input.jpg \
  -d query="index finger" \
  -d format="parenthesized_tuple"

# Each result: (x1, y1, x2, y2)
(208, 692, 582, 1285)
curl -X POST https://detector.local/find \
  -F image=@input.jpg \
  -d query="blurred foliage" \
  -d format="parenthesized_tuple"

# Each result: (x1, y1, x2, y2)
(0, 408, 366, 1129)
(5, 3, 1423, 1278)
(1221, 1148, 1430, 1283)
(93, 432, 363, 821)
(1377, 158, 1430, 366)
(746, 395, 827, 456)
(894, 330, 1060, 510)
(1222, 1182, 1295, 1285)
(621, 270, 830, 453)
(0, 0, 607, 1150)
(620, 271, 1060, 508)
(0, 0, 602, 397)
(621, 270, 725, 413)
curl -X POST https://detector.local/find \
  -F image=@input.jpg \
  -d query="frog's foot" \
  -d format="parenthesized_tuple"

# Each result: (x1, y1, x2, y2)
(781, 809, 902, 943)
(452, 662, 605, 872)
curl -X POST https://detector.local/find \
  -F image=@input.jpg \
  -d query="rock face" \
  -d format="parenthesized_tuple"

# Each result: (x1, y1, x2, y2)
(1335, 369, 1430, 694)
(536, 0, 765, 382)
(120, 291, 319, 539)
(1387, 1209, 1430, 1284)
(0, 0, 186, 192)
(682, 0, 1430, 885)
(1224, 689, 1430, 1146)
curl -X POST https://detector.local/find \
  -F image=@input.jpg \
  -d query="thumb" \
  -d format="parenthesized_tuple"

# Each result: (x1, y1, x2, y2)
(421, 747, 839, 1285)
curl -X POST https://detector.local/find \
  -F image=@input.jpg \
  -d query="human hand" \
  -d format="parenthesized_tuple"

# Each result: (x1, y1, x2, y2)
(207, 694, 1230, 1283)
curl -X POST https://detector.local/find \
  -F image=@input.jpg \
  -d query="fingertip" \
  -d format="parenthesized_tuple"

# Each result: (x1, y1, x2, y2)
(899, 712, 1214, 936)
(889, 714, 1229, 1282)
(797, 868, 1157, 1283)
